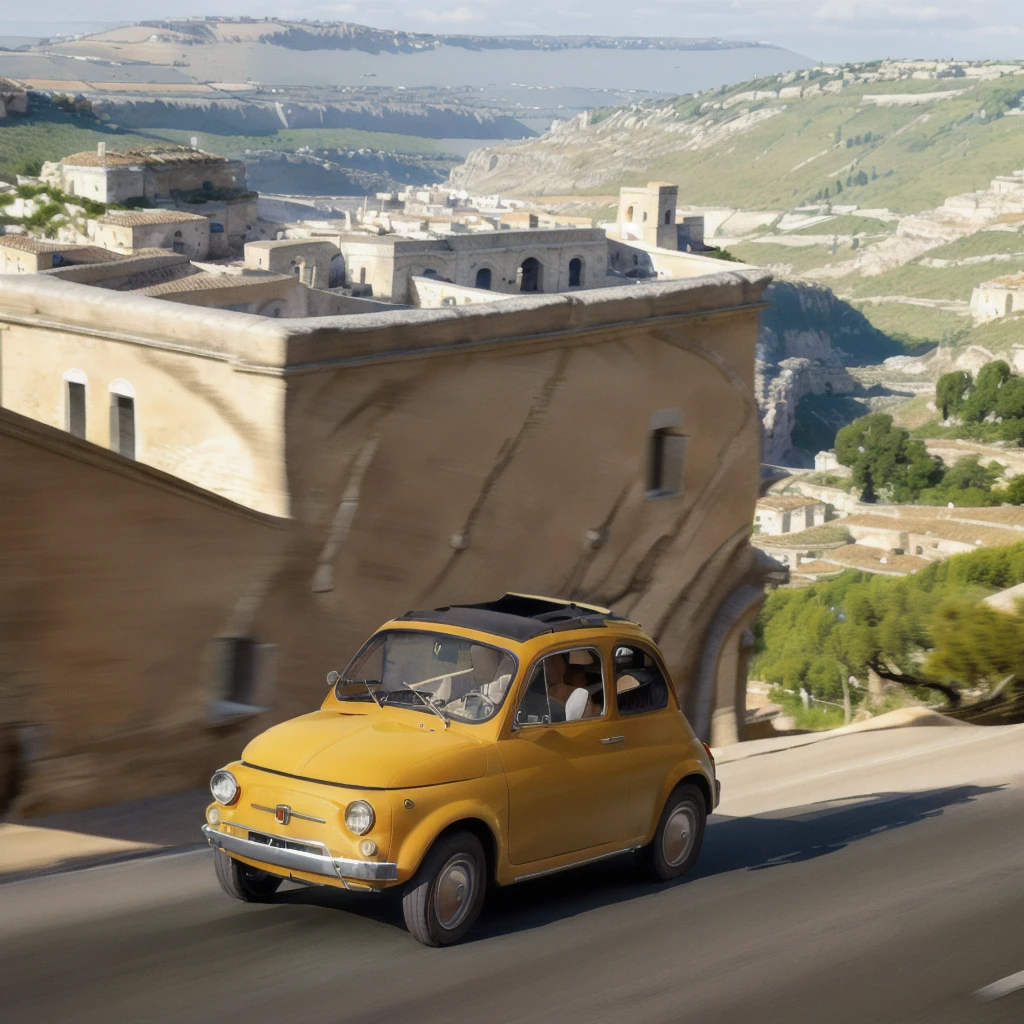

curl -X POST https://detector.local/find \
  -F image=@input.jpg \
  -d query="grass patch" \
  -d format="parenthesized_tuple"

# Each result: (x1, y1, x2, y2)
(967, 314, 1024, 354)
(769, 687, 848, 731)
(144, 127, 467, 158)
(759, 523, 853, 547)
(730, 241, 857, 275)
(891, 393, 939, 430)
(922, 228, 1024, 261)
(853, 301, 968, 344)
(0, 105, 154, 183)
(788, 214, 893, 236)
(844, 259, 1024, 302)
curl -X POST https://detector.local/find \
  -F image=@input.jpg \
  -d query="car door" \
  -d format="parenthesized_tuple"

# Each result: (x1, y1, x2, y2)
(611, 641, 686, 838)
(498, 644, 632, 866)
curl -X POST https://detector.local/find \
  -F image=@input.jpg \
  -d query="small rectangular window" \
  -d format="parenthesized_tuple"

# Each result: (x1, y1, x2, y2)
(110, 395, 135, 459)
(208, 637, 275, 724)
(66, 381, 86, 439)
(646, 428, 687, 498)
(614, 645, 670, 716)
(514, 649, 605, 727)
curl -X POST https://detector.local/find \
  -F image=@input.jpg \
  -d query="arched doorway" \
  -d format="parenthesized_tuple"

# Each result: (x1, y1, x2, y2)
(475, 267, 492, 290)
(518, 257, 542, 293)
(568, 257, 583, 288)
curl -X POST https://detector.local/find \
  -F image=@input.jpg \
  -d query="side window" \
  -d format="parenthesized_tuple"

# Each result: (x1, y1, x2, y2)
(514, 649, 605, 727)
(614, 645, 670, 716)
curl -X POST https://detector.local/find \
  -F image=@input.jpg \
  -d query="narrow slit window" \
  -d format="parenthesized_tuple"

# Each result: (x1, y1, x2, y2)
(66, 380, 86, 439)
(646, 421, 687, 499)
(110, 394, 135, 459)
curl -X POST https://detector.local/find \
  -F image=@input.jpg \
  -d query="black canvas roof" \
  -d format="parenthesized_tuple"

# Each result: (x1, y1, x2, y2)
(395, 593, 631, 643)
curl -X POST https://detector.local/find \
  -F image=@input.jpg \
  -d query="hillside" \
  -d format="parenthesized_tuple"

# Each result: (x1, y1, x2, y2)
(453, 65, 1024, 214)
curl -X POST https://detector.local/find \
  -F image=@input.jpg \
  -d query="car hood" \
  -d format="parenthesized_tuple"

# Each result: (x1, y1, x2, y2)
(242, 709, 488, 790)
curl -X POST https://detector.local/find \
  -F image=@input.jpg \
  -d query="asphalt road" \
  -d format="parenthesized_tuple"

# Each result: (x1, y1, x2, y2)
(2, 725, 1023, 1024)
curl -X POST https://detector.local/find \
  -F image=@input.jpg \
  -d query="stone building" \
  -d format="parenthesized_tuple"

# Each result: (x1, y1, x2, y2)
(243, 239, 340, 289)
(94, 210, 211, 259)
(616, 182, 680, 249)
(754, 495, 827, 535)
(41, 144, 257, 255)
(0, 77, 28, 119)
(134, 271, 308, 318)
(0, 236, 123, 275)
(331, 227, 610, 303)
(971, 272, 1024, 322)
(0, 264, 772, 814)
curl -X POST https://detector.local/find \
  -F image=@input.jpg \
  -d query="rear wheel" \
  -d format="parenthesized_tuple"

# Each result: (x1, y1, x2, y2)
(213, 849, 283, 902)
(639, 783, 706, 882)
(401, 832, 487, 947)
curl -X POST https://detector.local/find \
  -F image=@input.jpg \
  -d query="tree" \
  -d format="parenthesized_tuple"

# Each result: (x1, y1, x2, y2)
(962, 360, 1011, 422)
(835, 413, 941, 502)
(995, 375, 1024, 420)
(936, 370, 972, 419)
(1003, 475, 1024, 505)
(855, 170, 869, 186)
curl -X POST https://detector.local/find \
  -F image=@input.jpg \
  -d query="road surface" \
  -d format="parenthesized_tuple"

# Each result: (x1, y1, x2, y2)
(2, 724, 1023, 1024)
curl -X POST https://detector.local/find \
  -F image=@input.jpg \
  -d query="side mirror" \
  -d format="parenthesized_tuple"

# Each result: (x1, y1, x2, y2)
(326, 670, 340, 687)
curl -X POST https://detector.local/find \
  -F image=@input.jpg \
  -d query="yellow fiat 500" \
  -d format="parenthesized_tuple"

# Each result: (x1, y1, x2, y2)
(203, 594, 719, 946)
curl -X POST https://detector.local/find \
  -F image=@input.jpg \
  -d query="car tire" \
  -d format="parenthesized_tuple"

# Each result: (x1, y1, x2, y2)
(639, 783, 706, 883)
(213, 849, 283, 902)
(401, 831, 487, 947)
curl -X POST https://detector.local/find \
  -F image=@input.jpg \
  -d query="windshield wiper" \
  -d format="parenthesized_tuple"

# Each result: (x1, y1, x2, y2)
(393, 680, 450, 729)
(338, 677, 381, 708)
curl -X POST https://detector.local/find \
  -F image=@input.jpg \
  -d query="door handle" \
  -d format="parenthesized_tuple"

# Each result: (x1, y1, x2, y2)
(599, 735, 625, 745)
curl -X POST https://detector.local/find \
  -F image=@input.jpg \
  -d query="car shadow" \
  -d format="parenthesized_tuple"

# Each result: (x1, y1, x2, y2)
(271, 784, 1004, 940)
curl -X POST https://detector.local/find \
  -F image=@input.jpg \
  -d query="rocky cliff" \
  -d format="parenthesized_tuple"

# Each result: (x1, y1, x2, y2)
(756, 282, 899, 464)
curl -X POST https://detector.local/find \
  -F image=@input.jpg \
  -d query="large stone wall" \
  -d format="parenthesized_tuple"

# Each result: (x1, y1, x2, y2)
(0, 269, 771, 813)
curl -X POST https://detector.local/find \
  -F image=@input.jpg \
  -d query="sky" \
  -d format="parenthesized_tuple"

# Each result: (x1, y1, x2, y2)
(6, 1, 1024, 63)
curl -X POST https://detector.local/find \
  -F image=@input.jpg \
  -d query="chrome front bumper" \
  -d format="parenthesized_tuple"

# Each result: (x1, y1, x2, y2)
(202, 824, 398, 883)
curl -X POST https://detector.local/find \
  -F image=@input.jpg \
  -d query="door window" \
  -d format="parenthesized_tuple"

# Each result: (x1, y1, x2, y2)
(614, 645, 670, 716)
(514, 648, 605, 727)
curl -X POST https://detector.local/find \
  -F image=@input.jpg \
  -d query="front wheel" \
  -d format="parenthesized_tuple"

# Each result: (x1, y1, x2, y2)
(639, 783, 706, 882)
(401, 832, 487, 946)
(213, 849, 283, 902)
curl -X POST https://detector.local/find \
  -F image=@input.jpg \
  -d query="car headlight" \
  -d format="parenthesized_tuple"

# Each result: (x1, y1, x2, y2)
(345, 800, 375, 835)
(210, 770, 239, 806)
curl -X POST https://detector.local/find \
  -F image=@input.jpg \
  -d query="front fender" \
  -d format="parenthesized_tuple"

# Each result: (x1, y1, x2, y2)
(387, 771, 508, 885)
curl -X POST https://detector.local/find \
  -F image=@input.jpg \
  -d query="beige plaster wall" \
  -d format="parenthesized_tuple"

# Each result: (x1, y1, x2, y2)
(0, 280, 292, 516)
(0, 409, 287, 816)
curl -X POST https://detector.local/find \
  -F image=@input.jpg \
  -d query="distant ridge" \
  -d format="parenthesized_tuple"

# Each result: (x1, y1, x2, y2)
(85, 18, 781, 55)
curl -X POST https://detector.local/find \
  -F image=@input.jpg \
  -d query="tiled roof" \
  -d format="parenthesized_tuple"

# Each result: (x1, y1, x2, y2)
(60, 147, 227, 168)
(98, 210, 209, 227)
(0, 237, 121, 263)
(135, 272, 294, 297)
(820, 545, 932, 575)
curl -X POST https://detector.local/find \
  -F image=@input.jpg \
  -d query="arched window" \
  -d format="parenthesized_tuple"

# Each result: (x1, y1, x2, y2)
(518, 257, 542, 293)
(568, 257, 583, 288)
(642, 211, 648, 222)
(108, 379, 136, 460)
(664, 209, 672, 225)
(359, 267, 367, 284)
(421, 268, 440, 279)
(172, 229, 185, 254)
(475, 267, 492, 290)
(626, 205, 635, 221)
(63, 368, 87, 440)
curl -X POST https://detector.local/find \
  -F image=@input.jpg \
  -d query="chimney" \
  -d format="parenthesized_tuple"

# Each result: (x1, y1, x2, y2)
(97, 141, 106, 159)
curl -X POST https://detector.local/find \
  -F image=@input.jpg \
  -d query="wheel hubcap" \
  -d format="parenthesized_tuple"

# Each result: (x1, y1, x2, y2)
(662, 804, 697, 867)
(434, 854, 477, 931)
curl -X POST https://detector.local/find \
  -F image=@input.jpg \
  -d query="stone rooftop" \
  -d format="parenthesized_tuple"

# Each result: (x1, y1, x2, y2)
(97, 210, 210, 227)
(135, 271, 294, 297)
(60, 147, 228, 169)
(756, 495, 824, 512)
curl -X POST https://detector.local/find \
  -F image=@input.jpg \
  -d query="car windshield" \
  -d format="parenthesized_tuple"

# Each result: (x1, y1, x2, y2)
(335, 630, 517, 725)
